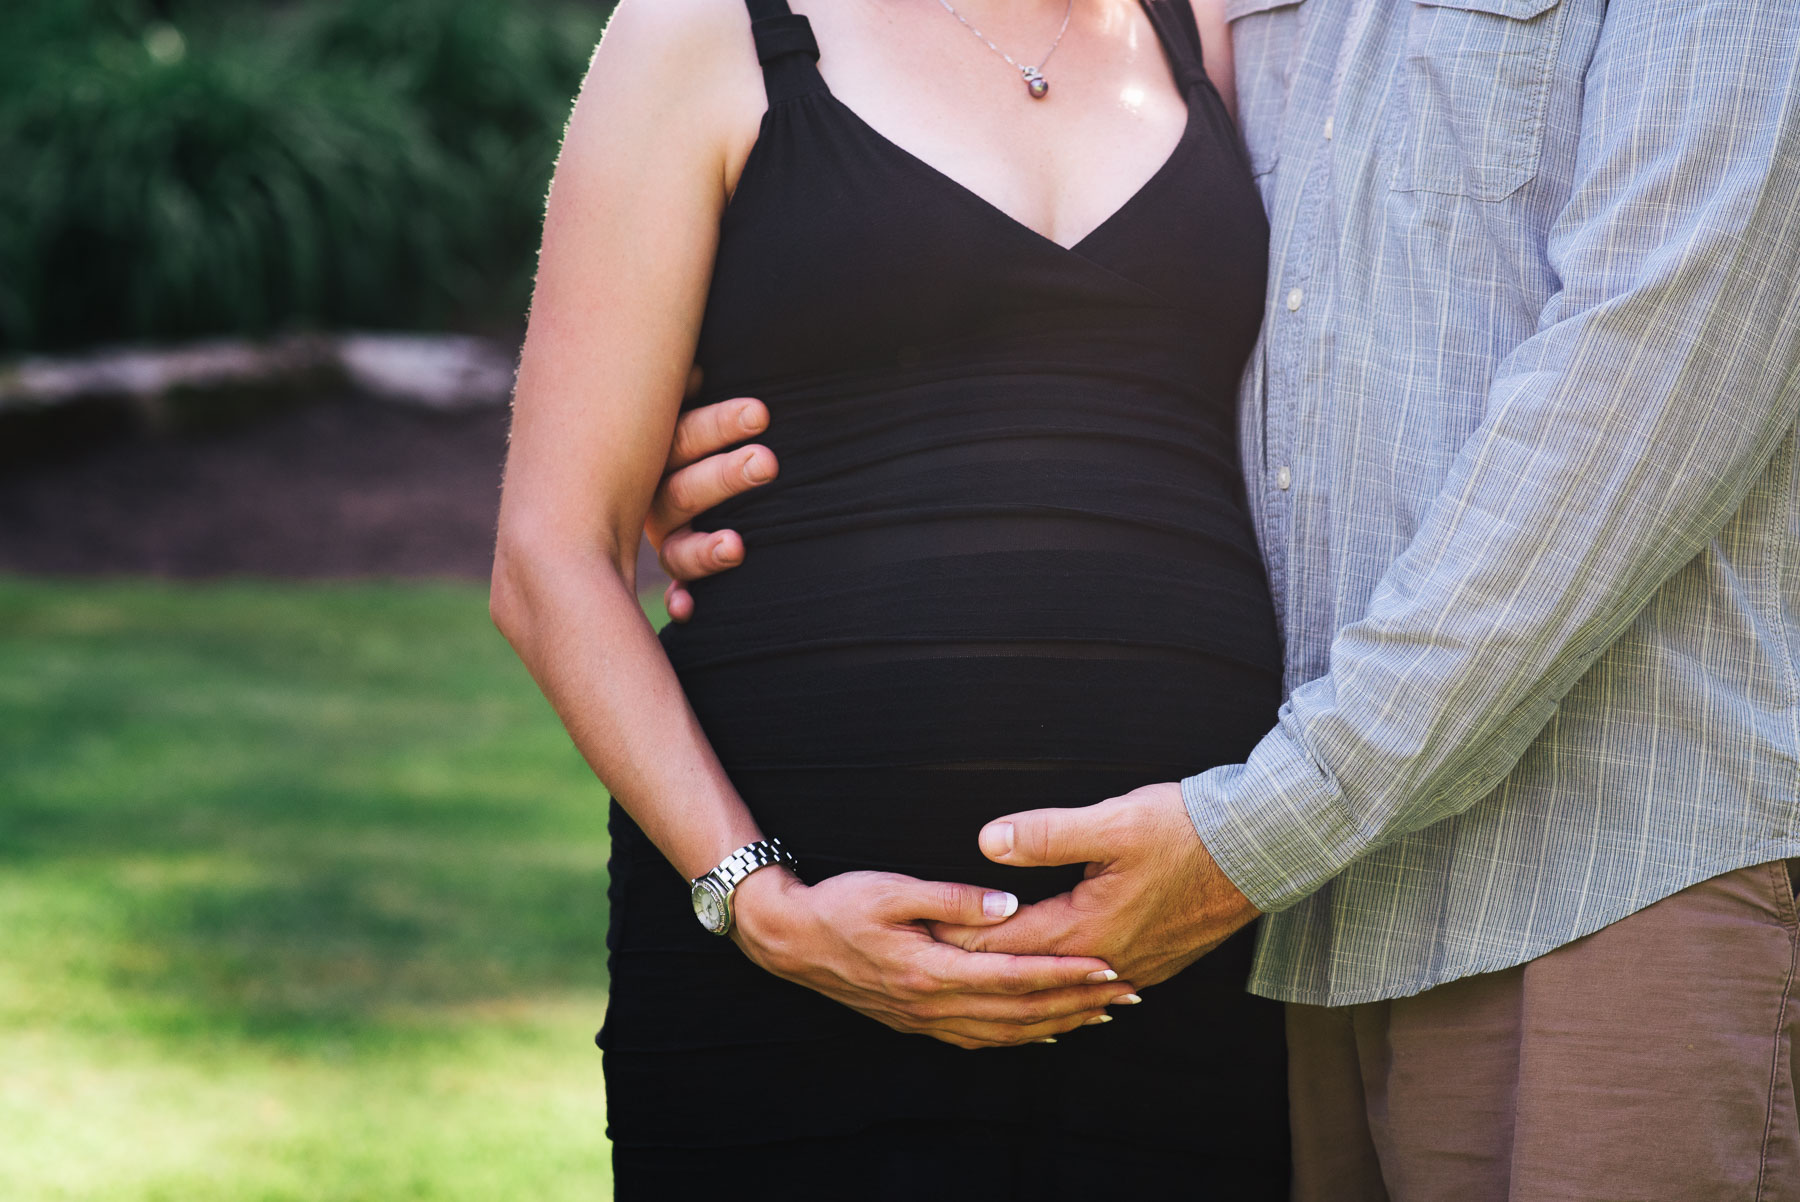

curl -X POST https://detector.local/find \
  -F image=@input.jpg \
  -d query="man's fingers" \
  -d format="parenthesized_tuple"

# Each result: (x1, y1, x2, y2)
(662, 579, 694, 624)
(978, 802, 1115, 869)
(647, 446, 777, 542)
(659, 527, 743, 584)
(929, 893, 1085, 959)
(667, 397, 767, 471)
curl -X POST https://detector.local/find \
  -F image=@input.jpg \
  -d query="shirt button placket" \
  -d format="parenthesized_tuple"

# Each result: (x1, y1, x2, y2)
(1263, 112, 1332, 627)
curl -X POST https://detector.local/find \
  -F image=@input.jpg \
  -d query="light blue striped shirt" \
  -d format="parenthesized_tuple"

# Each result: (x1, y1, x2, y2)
(1182, 0, 1800, 1005)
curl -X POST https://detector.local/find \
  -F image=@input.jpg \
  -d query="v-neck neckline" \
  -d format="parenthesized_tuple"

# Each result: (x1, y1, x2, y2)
(821, 91, 1199, 258)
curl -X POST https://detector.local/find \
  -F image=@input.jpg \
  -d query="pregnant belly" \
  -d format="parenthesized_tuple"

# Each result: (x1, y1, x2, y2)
(684, 650, 1277, 898)
(661, 544, 1281, 892)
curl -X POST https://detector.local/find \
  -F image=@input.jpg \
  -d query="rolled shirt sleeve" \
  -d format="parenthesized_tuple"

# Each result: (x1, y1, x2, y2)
(1186, 0, 1800, 913)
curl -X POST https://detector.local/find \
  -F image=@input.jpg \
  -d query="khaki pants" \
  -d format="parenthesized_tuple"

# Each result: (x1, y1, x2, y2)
(1289, 861, 1800, 1202)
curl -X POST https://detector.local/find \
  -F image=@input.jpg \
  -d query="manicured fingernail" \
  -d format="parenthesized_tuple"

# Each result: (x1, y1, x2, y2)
(983, 891, 1018, 919)
(984, 821, 1014, 857)
(1035, 1037, 1057, 1044)
(1085, 969, 1118, 983)
(1115, 993, 1142, 1005)
(743, 453, 772, 484)
(738, 404, 763, 431)
(1083, 1014, 1112, 1026)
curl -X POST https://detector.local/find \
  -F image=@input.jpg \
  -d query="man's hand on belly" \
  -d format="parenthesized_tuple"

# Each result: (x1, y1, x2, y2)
(731, 867, 1142, 1049)
(928, 782, 1260, 988)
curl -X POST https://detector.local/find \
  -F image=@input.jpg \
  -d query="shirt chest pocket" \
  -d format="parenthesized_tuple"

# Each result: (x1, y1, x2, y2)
(1393, 0, 1567, 201)
(1226, 0, 1309, 178)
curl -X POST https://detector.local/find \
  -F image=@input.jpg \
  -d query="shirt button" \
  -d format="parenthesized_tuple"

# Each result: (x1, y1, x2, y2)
(1323, 115, 1334, 140)
(1286, 287, 1304, 312)
(1276, 466, 1292, 491)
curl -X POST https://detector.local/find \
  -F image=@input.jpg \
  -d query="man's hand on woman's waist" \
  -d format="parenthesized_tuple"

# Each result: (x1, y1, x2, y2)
(647, 392, 776, 621)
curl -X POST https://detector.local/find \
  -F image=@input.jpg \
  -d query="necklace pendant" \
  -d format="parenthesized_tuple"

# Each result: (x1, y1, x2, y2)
(1021, 66, 1049, 99)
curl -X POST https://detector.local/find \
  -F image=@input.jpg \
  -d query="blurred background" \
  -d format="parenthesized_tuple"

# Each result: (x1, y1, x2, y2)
(0, 1, 651, 1197)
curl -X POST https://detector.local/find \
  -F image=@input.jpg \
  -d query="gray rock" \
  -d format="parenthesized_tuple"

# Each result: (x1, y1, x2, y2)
(0, 333, 517, 416)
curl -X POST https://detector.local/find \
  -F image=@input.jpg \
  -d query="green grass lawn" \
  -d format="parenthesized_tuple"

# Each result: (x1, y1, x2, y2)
(0, 576, 656, 1201)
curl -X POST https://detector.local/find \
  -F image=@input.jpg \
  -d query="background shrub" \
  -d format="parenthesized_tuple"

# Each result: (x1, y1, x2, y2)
(1, 0, 611, 354)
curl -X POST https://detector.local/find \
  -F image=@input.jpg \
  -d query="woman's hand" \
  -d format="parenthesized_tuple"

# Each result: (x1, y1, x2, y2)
(730, 867, 1141, 1050)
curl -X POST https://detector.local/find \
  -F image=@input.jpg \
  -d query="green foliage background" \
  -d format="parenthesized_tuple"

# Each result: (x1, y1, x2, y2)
(0, 0, 612, 354)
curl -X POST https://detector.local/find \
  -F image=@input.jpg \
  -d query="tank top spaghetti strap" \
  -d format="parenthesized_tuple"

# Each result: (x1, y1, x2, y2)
(744, 0, 825, 104)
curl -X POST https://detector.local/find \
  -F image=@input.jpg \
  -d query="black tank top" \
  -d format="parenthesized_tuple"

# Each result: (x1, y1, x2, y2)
(661, 0, 1279, 767)
(605, 0, 1288, 1169)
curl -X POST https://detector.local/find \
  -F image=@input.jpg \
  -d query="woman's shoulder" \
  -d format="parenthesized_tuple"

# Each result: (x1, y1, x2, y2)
(1182, 0, 1237, 117)
(573, 0, 767, 184)
(595, 0, 758, 83)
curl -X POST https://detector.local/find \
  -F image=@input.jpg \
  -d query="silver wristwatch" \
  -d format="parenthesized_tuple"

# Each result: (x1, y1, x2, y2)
(690, 837, 799, 936)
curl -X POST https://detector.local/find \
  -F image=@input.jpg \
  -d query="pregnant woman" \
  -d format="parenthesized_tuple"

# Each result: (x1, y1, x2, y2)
(491, 0, 1288, 1195)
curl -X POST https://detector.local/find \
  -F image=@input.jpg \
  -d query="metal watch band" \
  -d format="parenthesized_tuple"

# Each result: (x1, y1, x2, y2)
(701, 837, 797, 893)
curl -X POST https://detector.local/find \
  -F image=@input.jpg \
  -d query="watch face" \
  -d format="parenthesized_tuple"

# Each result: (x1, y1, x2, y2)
(692, 879, 729, 934)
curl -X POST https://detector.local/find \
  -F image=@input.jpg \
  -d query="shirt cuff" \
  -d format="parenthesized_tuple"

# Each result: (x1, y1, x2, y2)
(1180, 713, 1373, 913)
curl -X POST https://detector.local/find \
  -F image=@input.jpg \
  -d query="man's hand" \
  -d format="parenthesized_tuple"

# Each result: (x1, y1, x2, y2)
(732, 866, 1139, 1049)
(930, 782, 1259, 989)
(646, 380, 775, 622)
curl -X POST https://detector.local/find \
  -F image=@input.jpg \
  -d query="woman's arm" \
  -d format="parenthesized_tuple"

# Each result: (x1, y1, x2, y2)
(494, 0, 753, 888)
(491, 0, 1132, 1048)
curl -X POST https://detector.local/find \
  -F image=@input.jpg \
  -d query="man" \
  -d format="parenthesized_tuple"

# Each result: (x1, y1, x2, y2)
(646, 1, 1800, 1196)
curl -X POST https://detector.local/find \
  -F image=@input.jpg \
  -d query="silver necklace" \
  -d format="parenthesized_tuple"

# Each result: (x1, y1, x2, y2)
(934, 0, 1075, 100)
